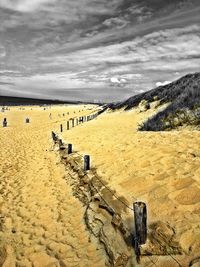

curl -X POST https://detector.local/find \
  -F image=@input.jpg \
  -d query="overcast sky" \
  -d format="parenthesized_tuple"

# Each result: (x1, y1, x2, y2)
(0, 0, 200, 102)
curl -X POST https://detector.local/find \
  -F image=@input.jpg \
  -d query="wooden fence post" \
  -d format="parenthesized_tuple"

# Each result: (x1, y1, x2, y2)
(84, 155, 90, 171)
(59, 139, 63, 147)
(133, 202, 147, 263)
(51, 131, 56, 142)
(68, 144, 72, 154)
(76, 118, 78, 125)
(60, 124, 63, 132)
(3, 118, 7, 127)
(67, 121, 70, 130)
(72, 119, 74, 127)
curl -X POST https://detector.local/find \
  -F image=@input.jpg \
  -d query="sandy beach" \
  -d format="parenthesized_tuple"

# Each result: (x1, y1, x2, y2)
(0, 105, 107, 267)
(0, 104, 200, 267)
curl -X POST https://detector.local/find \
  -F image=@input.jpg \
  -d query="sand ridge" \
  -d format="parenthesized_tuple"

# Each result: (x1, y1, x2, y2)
(60, 106, 200, 267)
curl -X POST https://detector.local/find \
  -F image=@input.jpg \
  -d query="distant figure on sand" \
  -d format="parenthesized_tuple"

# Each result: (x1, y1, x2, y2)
(3, 118, 7, 127)
(49, 113, 52, 119)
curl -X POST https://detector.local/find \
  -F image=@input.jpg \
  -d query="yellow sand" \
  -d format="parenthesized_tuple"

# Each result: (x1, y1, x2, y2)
(0, 105, 106, 267)
(0, 104, 200, 267)
(61, 106, 200, 266)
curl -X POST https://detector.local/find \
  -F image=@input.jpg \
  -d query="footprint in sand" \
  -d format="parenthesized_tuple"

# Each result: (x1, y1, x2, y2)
(174, 186, 200, 205)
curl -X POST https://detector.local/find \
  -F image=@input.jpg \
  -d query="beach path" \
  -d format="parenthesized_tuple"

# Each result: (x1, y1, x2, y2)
(0, 106, 106, 267)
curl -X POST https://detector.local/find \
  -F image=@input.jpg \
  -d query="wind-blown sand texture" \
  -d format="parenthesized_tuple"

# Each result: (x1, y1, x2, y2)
(61, 106, 200, 267)
(0, 105, 106, 267)
(0, 104, 200, 267)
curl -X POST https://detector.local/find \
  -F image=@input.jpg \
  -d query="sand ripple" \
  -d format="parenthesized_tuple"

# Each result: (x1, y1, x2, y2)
(0, 106, 106, 267)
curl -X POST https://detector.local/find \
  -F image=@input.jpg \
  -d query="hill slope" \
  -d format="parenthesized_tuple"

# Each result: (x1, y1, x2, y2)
(109, 72, 200, 131)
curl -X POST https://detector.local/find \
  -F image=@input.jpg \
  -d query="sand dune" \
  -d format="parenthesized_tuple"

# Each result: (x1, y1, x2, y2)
(0, 104, 200, 267)
(61, 106, 200, 267)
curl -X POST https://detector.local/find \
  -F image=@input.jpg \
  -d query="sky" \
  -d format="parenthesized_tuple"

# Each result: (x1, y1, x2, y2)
(0, 0, 200, 102)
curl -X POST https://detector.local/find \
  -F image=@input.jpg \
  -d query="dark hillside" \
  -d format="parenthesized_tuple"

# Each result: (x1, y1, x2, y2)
(109, 72, 200, 111)
(109, 72, 200, 130)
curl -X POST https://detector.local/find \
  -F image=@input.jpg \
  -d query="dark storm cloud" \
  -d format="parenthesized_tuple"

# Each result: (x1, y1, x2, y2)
(0, 0, 200, 101)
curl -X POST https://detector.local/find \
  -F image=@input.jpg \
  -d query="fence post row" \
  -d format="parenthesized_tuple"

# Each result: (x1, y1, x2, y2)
(60, 124, 63, 132)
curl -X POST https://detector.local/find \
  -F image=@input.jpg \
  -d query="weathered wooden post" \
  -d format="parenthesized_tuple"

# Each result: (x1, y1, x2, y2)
(84, 155, 90, 171)
(67, 121, 70, 130)
(76, 118, 79, 125)
(133, 201, 147, 263)
(60, 124, 63, 132)
(51, 131, 56, 142)
(68, 144, 72, 154)
(25, 118, 30, 123)
(3, 118, 7, 127)
(72, 119, 74, 127)
(59, 139, 63, 147)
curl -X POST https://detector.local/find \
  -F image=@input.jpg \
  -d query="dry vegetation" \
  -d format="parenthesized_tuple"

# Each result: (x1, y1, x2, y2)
(109, 72, 200, 131)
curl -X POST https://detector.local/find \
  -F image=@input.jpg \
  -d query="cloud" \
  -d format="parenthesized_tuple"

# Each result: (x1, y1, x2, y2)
(103, 17, 129, 29)
(0, 46, 6, 57)
(0, 0, 200, 101)
(156, 81, 171, 87)
(0, 0, 56, 12)
(110, 77, 127, 87)
(0, 81, 15, 85)
(110, 77, 120, 84)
